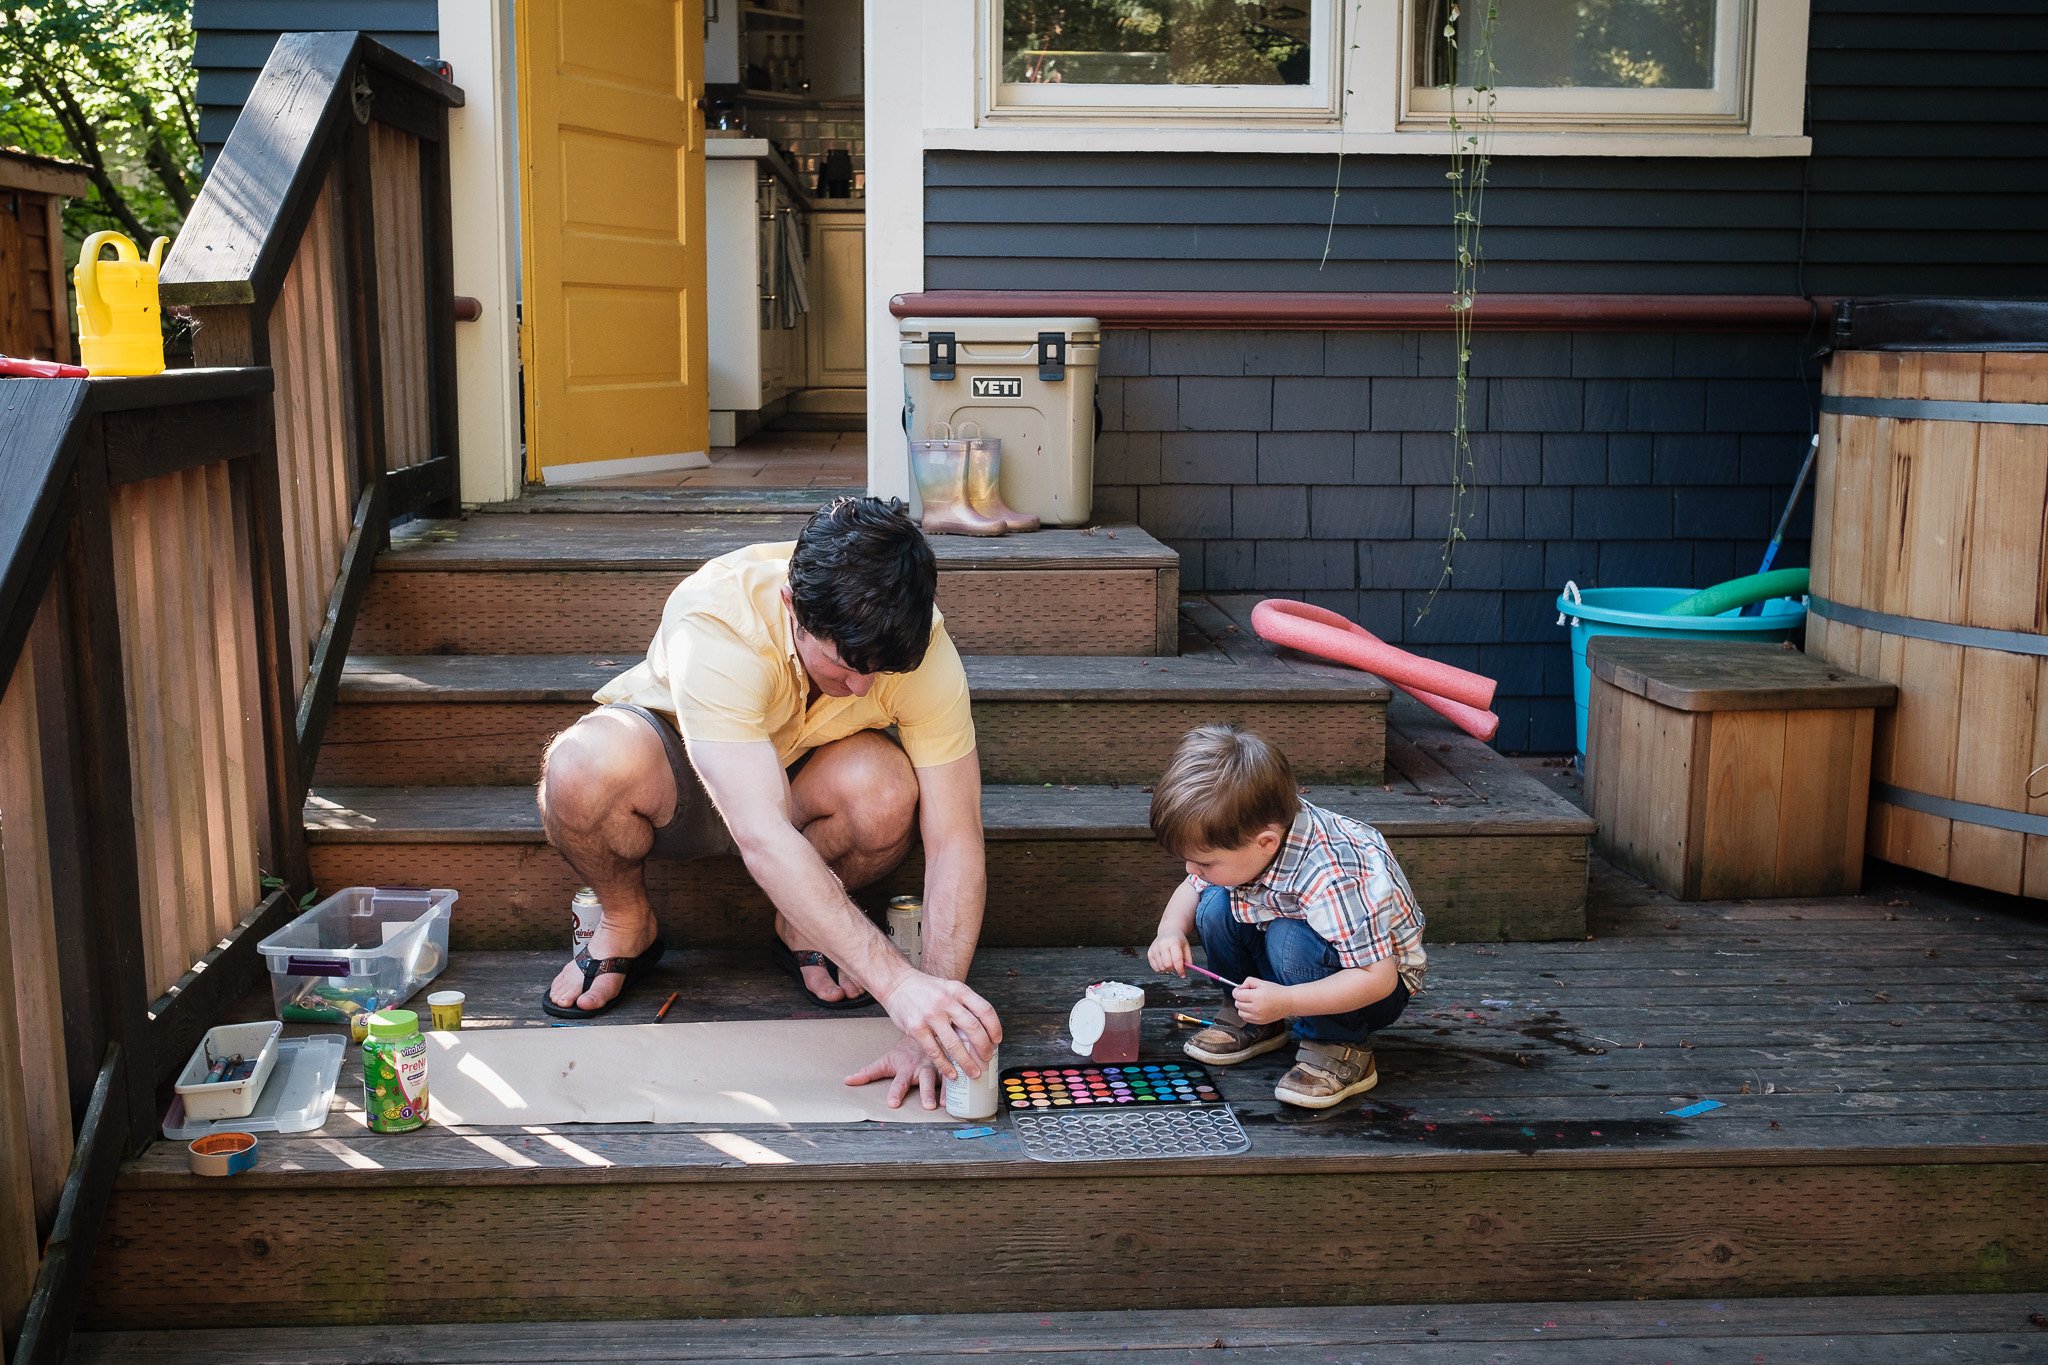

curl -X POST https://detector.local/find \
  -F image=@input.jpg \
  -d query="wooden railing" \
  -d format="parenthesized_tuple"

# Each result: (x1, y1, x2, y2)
(0, 33, 460, 1365)
(163, 30, 464, 773)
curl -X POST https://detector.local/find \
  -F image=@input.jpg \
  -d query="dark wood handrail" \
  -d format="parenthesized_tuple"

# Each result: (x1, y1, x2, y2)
(891, 290, 1830, 333)
(1, 31, 464, 1365)
(0, 381, 89, 687)
(161, 32, 461, 309)
(0, 368, 294, 1365)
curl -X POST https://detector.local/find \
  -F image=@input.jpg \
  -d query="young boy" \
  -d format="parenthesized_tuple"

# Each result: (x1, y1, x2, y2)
(1146, 724, 1425, 1108)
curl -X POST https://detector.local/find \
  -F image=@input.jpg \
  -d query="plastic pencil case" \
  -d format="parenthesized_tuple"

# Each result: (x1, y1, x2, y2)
(174, 1021, 283, 1121)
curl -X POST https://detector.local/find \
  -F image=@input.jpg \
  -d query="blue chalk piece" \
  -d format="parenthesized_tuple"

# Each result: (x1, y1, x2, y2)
(1665, 1099, 1725, 1118)
(951, 1126, 996, 1139)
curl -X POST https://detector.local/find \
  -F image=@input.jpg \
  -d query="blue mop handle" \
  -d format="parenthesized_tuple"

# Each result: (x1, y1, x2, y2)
(1741, 433, 1819, 615)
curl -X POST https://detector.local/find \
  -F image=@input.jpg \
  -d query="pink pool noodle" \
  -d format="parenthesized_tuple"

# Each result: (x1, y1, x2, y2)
(1250, 599, 1501, 743)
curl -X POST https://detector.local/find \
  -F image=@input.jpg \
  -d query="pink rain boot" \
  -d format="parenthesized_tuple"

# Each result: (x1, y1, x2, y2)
(964, 435, 1039, 533)
(911, 438, 1006, 536)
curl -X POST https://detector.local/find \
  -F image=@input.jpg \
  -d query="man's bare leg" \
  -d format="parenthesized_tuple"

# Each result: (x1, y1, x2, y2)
(537, 709, 678, 1012)
(778, 730, 920, 1003)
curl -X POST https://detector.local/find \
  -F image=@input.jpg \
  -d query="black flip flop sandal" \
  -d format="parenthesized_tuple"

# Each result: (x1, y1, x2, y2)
(770, 936, 873, 1010)
(540, 937, 668, 1019)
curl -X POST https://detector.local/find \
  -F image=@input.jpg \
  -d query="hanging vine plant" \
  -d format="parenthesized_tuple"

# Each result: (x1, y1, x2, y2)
(1418, 1, 1499, 622)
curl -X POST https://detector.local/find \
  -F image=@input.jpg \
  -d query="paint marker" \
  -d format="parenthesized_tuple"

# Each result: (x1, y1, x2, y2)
(1174, 1013, 1222, 1029)
(1181, 962, 1244, 990)
(655, 990, 679, 1023)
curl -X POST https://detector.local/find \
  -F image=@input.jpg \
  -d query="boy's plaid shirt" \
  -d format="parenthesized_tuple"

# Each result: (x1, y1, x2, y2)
(1191, 801, 1428, 993)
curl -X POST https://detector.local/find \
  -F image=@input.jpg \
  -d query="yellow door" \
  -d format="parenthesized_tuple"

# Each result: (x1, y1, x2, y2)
(517, 0, 709, 483)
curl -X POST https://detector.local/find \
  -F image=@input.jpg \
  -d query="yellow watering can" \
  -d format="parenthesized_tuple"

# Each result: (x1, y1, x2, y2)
(74, 231, 170, 377)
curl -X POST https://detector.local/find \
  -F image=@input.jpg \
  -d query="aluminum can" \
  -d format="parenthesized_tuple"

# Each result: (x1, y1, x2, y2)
(571, 887, 603, 955)
(886, 894, 923, 969)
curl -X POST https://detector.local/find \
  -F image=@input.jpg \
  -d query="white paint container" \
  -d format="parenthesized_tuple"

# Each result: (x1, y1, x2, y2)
(943, 1044, 999, 1119)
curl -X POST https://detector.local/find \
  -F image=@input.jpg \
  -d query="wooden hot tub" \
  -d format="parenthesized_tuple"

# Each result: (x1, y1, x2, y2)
(1807, 298, 2048, 899)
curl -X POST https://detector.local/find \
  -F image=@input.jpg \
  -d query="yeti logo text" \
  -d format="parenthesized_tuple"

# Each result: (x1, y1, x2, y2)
(971, 377, 1023, 398)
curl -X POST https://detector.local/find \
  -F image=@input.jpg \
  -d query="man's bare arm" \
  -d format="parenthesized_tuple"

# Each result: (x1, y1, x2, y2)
(910, 750, 986, 985)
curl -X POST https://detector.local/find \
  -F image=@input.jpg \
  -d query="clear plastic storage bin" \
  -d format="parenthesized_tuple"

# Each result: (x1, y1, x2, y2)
(257, 886, 456, 1024)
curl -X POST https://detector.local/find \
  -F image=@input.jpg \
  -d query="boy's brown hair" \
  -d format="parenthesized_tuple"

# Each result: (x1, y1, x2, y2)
(1149, 724, 1300, 856)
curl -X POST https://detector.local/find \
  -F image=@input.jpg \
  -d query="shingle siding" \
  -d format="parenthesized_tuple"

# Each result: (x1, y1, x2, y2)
(196, 1, 441, 162)
(927, 2, 2048, 297)
(1094, 328, 1817, 751)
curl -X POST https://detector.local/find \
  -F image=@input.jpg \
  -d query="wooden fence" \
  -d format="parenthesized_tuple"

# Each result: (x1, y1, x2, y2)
(0, 33, 461, 1365)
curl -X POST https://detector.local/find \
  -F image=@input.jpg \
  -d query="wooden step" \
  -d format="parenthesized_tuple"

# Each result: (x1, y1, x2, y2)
(304, 700, 1591, 947)
(71, 1293, 2048, 1361)
(77, 867, 2048, 1328)
(316, 610, 1391, 787)
(353, 514, 1179, 657)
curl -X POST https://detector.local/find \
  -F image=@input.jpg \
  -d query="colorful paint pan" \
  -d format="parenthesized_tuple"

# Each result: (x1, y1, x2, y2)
(999, 1063, 1222, 1112)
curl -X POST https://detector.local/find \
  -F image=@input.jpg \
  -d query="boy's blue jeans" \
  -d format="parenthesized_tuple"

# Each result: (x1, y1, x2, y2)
(1195, 886, 1410, 1046)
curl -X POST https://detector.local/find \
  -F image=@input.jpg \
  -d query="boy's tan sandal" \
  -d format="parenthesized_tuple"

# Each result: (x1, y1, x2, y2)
(1275, 1041, 1378, 1109)
(1183, 1015, 1289, 1066)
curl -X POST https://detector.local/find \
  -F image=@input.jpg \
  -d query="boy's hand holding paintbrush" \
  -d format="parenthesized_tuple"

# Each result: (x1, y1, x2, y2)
(1152, 947, 1293, 1026)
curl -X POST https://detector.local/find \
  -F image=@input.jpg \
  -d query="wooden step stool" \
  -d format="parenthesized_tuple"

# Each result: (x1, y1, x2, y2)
(1587, 638, 1896, 900)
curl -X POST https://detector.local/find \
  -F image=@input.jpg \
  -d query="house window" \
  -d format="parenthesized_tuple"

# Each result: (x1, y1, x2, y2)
(941, 0, 1809, 151)
(1406, 0, 1750, 125)
(988, 0, 1339, 117)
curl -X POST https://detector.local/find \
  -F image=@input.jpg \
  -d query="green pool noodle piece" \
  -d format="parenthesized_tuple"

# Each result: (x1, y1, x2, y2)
(1661, 567, 1811, 618)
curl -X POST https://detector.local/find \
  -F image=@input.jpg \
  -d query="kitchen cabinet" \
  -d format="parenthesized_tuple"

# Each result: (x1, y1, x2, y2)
(805, 210, 866, 391)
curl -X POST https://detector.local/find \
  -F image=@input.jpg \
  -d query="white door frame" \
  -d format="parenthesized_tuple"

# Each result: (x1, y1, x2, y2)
(862, 0, 946, 502)
(438, 0, 524, 506)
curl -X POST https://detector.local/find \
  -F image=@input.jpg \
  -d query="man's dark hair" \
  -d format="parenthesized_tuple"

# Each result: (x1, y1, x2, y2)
(788, 497, 937, 675)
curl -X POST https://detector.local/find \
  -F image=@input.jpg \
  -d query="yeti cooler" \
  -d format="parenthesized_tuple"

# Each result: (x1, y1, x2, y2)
(900, 316, 1100, 526)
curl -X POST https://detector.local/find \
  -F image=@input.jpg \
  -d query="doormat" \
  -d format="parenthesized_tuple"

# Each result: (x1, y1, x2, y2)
(423, 1018, 956, 1126)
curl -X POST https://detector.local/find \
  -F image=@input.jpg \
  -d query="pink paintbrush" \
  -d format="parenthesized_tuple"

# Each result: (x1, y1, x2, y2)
(1180, 962, 1244, 990)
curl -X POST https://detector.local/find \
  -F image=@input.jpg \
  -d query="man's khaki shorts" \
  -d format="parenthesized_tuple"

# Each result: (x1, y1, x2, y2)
(602, 703, 739, 861)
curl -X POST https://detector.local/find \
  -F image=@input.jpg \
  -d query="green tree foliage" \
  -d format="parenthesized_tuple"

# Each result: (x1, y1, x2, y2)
(0, 0, 200, 248)
(1002, 0, 1310, 86)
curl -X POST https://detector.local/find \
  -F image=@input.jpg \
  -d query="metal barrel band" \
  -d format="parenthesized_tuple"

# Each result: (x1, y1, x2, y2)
(1819, 394, 2048, 427)
(1809, 596, 2048, 659)
(1874, 784, 2048, 838)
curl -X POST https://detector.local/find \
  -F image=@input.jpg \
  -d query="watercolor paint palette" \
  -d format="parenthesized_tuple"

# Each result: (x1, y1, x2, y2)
(1001, 1063, 1221, 1111)
(1011, 1106, 1251, 1163)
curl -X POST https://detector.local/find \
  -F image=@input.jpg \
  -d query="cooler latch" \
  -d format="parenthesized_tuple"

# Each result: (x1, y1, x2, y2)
(927, 332, 957, 381)
(1037, 332, 1066, 382)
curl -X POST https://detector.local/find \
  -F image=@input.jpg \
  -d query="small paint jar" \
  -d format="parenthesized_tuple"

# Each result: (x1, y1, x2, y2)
(428, 990, 465, 1031)
(1070, 981, 1145, 1064)
(886, 895, 922, 969)
(943, 1044, 998, 1120)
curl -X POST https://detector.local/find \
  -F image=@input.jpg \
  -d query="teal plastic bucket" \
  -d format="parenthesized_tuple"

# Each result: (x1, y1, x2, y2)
(1556, 586, 1807, 763)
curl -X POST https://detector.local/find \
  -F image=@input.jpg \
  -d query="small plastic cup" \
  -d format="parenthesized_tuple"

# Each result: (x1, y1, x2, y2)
(427, 990, 465, 1031)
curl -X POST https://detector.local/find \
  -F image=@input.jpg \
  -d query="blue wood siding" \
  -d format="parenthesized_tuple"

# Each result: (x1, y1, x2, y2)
(927, 1, 2048, 296)
(196, 1, 441, 161)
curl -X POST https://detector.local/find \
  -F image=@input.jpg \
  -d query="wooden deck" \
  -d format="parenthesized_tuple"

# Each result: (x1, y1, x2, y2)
(67, 1293, 2048, 1362)
(80, 857, 2048, 1327)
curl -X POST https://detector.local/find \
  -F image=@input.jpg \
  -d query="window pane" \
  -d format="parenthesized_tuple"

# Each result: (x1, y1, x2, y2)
(1002, 1, 1314, 87)
(1417, 0, 1719, 91)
